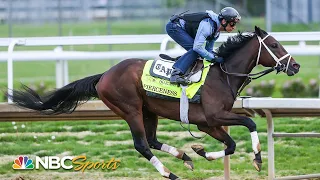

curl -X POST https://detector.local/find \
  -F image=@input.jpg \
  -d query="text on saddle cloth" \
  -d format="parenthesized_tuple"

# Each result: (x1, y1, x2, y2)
(141, 59, 211, 99)
(149, 58, 205, 82)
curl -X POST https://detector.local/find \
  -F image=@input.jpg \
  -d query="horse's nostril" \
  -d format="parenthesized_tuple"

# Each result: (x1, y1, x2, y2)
(292, 63, 300, 70)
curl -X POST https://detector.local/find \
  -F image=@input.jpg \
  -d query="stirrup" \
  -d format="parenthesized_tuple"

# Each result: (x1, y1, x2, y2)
(170, 75, 189, 86)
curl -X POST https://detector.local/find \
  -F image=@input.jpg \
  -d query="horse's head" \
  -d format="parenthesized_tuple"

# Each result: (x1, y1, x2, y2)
(254, 26, 300, 76)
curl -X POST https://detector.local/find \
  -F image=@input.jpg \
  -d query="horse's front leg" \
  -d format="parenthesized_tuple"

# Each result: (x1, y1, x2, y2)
(192, 126, 236, 161)
(204, 111, 262, 171)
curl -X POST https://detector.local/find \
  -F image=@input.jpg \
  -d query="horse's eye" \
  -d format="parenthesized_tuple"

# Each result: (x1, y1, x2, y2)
(271, 43, 278, 48)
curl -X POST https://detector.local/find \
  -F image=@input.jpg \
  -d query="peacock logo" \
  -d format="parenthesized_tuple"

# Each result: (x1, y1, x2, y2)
(12, 156, 34, 170)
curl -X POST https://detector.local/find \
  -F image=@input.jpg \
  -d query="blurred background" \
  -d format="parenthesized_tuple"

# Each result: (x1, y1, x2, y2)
(0, 0, 319, 100)
(2, 0, 320, 36)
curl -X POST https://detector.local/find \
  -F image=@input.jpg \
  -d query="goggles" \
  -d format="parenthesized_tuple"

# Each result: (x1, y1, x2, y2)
(229, 21, 237, 27)
(228, 18, 240, 27)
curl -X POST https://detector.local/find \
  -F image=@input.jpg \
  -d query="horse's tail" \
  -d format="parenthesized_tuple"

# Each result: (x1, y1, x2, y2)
(7, 73, 103, 115)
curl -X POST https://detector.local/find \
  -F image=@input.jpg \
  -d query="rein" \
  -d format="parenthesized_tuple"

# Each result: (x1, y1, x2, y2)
(219, 33, 292, 98)
(220, 63, 275, 98)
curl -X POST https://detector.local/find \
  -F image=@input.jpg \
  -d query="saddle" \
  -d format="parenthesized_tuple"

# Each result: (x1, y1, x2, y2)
(153, 54, 206, 84)
(159, 54, 179, 61)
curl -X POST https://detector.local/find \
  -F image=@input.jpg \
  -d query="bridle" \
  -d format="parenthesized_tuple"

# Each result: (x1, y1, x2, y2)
(219, 33, 293, 99)
(256, 34, 292, 73)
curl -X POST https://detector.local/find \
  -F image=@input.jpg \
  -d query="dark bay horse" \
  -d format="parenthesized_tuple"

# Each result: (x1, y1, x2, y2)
(8, 26, 300, 179)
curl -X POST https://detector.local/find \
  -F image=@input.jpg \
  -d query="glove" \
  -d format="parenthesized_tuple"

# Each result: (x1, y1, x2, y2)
(211, 51, 224, 63)
(213, 56, 224, 63)
(205, 52, 224, 63)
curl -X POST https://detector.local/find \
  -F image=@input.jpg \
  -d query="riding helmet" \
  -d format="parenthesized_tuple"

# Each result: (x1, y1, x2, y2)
(218, 7, 241, 23)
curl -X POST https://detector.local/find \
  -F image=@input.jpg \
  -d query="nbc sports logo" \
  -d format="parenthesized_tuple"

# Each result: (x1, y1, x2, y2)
(12, 155, 120, 171)
(12, 156, 34, 169)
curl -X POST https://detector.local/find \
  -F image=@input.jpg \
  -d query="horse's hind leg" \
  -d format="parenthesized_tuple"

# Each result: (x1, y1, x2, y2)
(99, 99, 180, 179)
(97, 90, 179, 179)
(142, 107, 194, 170)
(126, 111, 180, 179)
(192, 126, 236, 161)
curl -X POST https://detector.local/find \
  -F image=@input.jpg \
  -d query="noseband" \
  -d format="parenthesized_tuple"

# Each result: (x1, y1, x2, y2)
(219, 33, 293, 99)
(256, 34, 292, 73)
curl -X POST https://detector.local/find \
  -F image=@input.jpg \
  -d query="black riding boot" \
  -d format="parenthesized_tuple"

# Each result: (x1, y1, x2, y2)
(170, 69, 188, 85)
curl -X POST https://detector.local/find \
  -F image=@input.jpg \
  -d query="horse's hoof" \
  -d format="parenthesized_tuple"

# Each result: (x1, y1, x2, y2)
(191, 144, 204, 153)
(253, 159, 262, 172)
(191, 144, 207, 159)
(183, 160, 194, 170)
(169, 172, 180, 180)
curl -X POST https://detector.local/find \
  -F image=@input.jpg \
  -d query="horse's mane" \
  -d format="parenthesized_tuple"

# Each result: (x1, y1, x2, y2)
(216, 31, 255, 60)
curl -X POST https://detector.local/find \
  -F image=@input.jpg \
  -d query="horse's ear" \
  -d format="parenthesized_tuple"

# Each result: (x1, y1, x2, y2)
(255, 26, 262, 36)
(255, 26, 268, 36)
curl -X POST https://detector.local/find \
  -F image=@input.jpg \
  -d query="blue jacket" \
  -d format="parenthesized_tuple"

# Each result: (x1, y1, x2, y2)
(179, 10, 220, 60)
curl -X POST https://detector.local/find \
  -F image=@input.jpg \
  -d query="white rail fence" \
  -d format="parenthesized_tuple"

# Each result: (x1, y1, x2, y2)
(1, 32, 320, 97)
